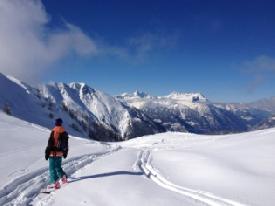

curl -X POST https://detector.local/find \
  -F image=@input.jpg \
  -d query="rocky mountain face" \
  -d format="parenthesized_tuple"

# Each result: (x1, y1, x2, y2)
(247, 97, 275, 113)
(1, 73, 274, 141)
(213, 103, 271, 130)
(40, 82, 164, 141)
(253, 115, 275, 130)
(117, 91, 274, 134)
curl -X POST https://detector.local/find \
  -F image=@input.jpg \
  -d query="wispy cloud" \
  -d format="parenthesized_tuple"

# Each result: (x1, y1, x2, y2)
(103, 32, 180, 63)
(127, 32, 179, 62)
(242, 55, 275, 72)
(241, 55, 275, 92)
(0, 0, 97, 81)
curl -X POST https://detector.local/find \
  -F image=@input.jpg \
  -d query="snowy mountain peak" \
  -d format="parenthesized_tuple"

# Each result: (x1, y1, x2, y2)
(119, 90, 208, 103)
(167, 92, 208, 103)
(119, 90, 150, 99)
(47, 82, 68, 90)
(69, 82, 96, 94)
(133, 90, 149, 98)
(69, 82, 86, 90)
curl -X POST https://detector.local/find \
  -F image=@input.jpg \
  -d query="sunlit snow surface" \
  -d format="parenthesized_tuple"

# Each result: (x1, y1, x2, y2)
(0, 112, 274, 206)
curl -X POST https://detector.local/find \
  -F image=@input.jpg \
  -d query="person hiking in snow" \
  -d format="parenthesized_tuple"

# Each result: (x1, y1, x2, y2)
(45, 118, 69, 190)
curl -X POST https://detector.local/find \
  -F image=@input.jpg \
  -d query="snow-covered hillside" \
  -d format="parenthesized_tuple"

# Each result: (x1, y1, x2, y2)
(0, 73, 163, 141)
(0, 112, 274, 206)
(0, 73, 89, 137)
(0, 112, 112, 188)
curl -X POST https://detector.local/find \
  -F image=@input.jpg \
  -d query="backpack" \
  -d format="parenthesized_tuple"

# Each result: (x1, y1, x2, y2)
(45, 131, 69, 158)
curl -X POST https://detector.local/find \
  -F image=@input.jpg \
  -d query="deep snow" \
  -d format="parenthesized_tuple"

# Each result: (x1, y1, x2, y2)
(0, 112, 275, 206)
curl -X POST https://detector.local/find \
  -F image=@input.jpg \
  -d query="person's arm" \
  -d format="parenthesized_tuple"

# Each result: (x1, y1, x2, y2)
(62, 132, 69, 158)
(45, 146, 50, 160)
(45, 131, 54, 160)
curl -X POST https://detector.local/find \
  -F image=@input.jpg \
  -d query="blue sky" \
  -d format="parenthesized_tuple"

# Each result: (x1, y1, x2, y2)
(3, 0, 275, 103)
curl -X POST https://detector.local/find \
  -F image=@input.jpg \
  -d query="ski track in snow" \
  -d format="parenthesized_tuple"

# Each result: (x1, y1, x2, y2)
(136, 150, 248, 206)
(0, 146, 121, 206)
(0, 145, 251, 206)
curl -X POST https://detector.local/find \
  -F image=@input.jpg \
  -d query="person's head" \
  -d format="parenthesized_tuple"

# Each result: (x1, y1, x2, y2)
(55, 118, 63, 126)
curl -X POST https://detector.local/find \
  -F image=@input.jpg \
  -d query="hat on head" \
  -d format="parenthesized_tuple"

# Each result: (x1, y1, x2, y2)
(55, 118, 63, 126)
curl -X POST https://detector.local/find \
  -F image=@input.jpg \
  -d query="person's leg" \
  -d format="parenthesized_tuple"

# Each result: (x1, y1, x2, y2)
(48, 157, 58, 184)
(55, 157, 66, 179)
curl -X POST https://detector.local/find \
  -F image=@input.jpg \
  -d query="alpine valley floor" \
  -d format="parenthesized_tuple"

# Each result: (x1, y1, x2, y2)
(0, 112, 274, 206)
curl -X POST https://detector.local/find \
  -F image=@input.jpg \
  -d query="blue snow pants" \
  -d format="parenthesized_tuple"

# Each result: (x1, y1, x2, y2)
(48, 157, 66, 184)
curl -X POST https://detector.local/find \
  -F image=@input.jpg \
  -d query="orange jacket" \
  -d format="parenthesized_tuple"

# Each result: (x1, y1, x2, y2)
(49, 126, 65, 157)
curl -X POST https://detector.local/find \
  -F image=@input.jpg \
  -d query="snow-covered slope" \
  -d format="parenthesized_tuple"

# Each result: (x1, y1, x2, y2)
(56, 128, 274, 206)
(0, 112, 110, 186)
(121, 128, 275, 206)
(0, 112, 117, 205)
(117, 91, 248, 134)
(1, 112, 275, 206)
(0, 73, 90, 137)
(0, 73, 47, 126)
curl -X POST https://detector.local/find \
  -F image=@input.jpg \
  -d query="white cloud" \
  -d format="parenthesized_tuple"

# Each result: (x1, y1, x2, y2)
(0, 0, 97, 81)
(241, 55, 275, 92)
(0, 0, 180, 81)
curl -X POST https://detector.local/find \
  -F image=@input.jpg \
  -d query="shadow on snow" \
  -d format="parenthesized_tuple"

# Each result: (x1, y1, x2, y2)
(69, 171, 143, 183)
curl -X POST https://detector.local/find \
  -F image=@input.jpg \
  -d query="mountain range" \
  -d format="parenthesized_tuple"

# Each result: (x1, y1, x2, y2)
(0, 72, 274, 141)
